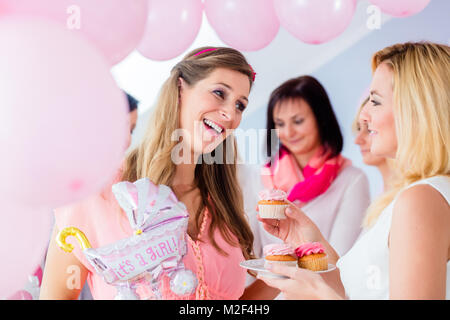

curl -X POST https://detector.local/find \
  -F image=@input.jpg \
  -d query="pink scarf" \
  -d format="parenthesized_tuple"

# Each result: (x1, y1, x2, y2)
(261, 146, 351, 204)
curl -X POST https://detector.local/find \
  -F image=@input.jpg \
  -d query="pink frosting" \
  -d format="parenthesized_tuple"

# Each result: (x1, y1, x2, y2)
(263, 243, 295, 257)
(258, 189, 287, 201)
(295, 242, 325, 258)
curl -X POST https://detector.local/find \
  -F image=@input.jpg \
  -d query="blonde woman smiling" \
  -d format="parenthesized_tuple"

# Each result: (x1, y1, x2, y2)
(41, 47, 257, 300)
(258, 42, 450, 300)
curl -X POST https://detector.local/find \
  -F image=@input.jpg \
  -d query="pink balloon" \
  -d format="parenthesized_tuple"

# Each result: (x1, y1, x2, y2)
(0, 202, 52, 299)
(274, 0, 357, 45)
(204, 0, 280, 51)
(0, 17, 129, 208)
(0, 0, 148, 65)
(7, 290, 33, 300)
(33, 265, 43, 286)
(368, 0, 431, 17)
(137, 0, 203, 61)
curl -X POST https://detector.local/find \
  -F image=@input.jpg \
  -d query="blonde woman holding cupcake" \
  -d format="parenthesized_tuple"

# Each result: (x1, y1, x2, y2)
(257, 42, 450, 300)
(40, 47, 258, 300)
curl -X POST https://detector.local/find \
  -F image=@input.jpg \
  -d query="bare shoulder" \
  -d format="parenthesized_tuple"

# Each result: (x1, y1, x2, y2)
(389, 183, 449, 299)
(392, 183, 450, 241)
(394, 183, 449, 217)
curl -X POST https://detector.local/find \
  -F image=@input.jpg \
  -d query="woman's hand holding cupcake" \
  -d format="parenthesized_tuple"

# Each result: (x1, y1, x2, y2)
(257, 198, 323, 249)
(254, 191, 344, 299)
(257, 263, 343, 300)
(257, 189, 289, 219)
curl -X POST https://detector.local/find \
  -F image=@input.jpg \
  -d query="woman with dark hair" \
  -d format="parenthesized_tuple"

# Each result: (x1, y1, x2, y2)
(124, 92, 139, 150)
(125, 92, 139, 135)
(256, 76, 370, 257)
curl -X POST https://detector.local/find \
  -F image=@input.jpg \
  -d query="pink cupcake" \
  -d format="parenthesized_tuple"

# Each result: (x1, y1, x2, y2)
(263, 243, 297, 268)
(257, 189, 289, 219)
(295, 242, 328, 271)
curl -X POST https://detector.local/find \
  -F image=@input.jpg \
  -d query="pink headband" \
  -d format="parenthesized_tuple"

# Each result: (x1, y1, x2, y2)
(194, 48, 217, 56)
(249, 64, 256, 82)
(194, 47, 256, 82)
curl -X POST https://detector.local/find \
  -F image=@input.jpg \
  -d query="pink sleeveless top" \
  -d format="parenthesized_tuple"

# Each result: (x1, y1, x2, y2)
(54, 178, 246, 300)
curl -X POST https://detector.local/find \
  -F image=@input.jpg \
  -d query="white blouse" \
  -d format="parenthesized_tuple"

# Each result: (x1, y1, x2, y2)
(337, 176, 450, 299)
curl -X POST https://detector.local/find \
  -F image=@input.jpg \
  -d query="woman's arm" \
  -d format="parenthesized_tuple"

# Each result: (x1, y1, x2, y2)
(389, 184, 450, 299)
(257, 264, 345, 300)
(257, 203, 346, 298)
(328, 172, 370, 256)
(39, 225, 89, 300)
(258, 203, 341, 264)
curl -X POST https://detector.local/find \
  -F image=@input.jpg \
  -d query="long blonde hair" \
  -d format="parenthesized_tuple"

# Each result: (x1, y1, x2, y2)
(122, 47, 255, 260)
(363, 42, 450, 228)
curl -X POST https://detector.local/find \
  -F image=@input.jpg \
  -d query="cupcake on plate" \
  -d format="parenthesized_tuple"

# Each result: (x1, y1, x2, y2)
(257, 189, 289, 219)
(263, 243, 297, 268)
(295, 242, 328, 271)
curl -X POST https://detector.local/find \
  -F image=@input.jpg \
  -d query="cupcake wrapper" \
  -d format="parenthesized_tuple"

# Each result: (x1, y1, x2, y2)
(297, 255, 328, 271)
(264, 259, 297, 269)
(258, 204, 288, 219)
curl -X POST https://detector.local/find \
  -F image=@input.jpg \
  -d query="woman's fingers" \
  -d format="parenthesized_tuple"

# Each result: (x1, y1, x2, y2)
(261, 221, 280, 238)
(266, 264, 299, 279)
(270, 264, 321, 283)
(257, 274, 289, 292)
(256, 214, 282, 238)
(258, 267, 338, 300)
(257, 265, 307, 296)
(284, 201, 309, 223)
(256, 214, 279, 227)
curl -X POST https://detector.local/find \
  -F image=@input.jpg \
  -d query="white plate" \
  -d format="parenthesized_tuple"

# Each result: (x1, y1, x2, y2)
(240, 259, 336, 278)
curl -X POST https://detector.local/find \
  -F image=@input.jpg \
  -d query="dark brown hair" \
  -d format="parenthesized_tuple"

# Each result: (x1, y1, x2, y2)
(265, 75, 343, 161)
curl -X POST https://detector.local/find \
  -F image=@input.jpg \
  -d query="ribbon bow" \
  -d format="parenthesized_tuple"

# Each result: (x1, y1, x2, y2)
(112, 178, 188, 234)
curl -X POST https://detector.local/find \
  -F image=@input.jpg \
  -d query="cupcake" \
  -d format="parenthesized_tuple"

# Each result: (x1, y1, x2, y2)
(295, 242, 328, 271)
(257, 189, 289, 219)
(263, 243, 297, 268)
